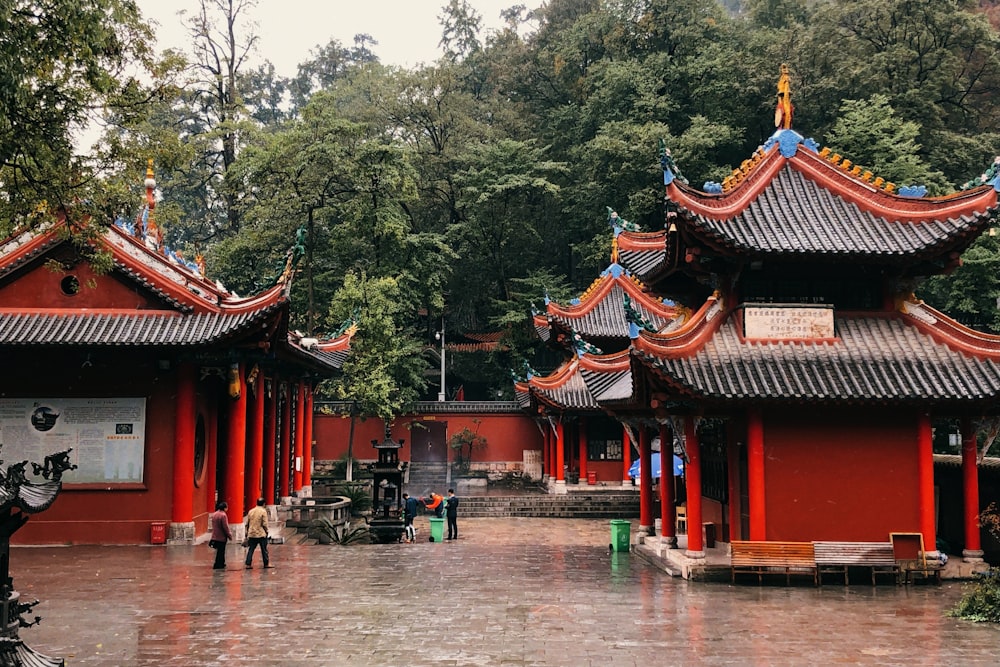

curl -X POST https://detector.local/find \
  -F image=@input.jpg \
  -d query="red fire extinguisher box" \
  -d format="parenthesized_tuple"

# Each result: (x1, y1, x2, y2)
(150, 521, 167, 545)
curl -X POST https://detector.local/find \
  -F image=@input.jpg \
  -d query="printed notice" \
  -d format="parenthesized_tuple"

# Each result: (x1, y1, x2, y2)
(0, 398, 145, 484)
(744, 306, 834, 340)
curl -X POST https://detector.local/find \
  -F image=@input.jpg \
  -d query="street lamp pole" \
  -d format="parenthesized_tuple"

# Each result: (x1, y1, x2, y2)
(435, 320, 446, 402)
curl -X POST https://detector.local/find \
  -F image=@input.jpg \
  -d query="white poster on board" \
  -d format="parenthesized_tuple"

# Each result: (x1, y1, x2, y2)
(0, 398, 146, 484)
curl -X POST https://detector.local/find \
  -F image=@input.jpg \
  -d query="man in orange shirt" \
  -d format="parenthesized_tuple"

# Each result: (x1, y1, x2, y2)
(422, 492, 444, 518)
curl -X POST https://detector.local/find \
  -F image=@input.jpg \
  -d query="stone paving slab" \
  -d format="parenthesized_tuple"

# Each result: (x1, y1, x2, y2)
(10, 518, 1000, 666)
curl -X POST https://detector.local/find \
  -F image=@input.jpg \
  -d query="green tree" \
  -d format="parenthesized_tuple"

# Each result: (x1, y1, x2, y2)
(0, 0, 155, 233)
(324, 271, 426, 418)
(920, 233, 1000, 333)
(824, 94, 949, 192)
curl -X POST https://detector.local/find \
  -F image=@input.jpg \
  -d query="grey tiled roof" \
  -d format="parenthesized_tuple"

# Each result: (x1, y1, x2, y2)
(550, 284, 675, 338)
(683, 166, 992, 260)
(580, 364, 633, 403)
(635, 315, 1000, 402)
(534, 364, 600, 410)
(284, 342, 350, 370)
(0, 310, 277, 346)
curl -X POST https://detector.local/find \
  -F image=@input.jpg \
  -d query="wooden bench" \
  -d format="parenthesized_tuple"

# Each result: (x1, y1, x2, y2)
(731, 541, 817, 585)
(890, 532, 943, 585)
(813, 541, 900, 585)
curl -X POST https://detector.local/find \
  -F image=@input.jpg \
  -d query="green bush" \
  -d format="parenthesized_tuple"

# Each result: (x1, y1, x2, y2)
(335, 482, 372, 516)
(306, 516, 370, 545)
(948, 568, 1000, 623)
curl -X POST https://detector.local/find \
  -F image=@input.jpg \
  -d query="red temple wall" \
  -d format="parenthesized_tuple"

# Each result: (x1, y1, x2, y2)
(314, 412, 542, 465)
(0, 260, 164, 310)
(13, 361, 178, 545)
(763, 407, 920, 541)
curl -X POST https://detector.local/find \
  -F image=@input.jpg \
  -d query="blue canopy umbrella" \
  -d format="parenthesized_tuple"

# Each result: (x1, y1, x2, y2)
(628, 453, 684, 481)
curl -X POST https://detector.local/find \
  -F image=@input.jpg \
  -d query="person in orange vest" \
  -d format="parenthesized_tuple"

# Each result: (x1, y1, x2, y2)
(422, 491, 444, 518)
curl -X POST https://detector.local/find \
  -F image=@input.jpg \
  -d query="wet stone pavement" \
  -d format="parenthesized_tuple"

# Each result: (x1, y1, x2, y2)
(12, 517, 1000, 666)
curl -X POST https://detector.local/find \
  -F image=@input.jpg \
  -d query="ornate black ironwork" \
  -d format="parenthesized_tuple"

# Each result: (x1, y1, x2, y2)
(368, 424, 406, 544)
(0, 445, 72, 667)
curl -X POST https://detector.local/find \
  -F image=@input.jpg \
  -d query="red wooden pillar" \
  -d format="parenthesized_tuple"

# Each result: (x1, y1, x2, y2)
(747, 409, 766, 541)
(545, 426, 555, 479)
(658, 423, 676, 541)
(622, 424, 631, 482)
(684, 417, 704, 556)
(578, 417, 588, 482)
(263, 378, 277, 503)
(245, 372, 265, 509)
(726, 428, 741, 542)
(171, 362, 196, 527)
(303, 385, 314, 487)
(279, 382, 292, 498)
(555, 419, 565, 482)
(205, 403, 218, 514)
(639, 427, 653, 533)
(293, 381, 305, 491)
(917, 413, 936, 554)
(224, 362, 247, 524)
(961, 418, 983, 561)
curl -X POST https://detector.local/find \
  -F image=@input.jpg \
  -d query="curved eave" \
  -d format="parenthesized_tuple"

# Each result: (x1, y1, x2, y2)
(527, 358, 601, 410)
(899, 300, 1000, 356)
(632, 310, 1000, 404)
(631, 295, 725, 357)
(0, 222, 65, 279)
(281, 330, 353, 374)
(616, 231, 669, 278)
(666, 145, 998, 262)
(104, 225, 228, 313)
(545, 276, 677, 340)
(578, 350, 635, 403)
(106, 226, 292, 316)
(670, 142, 1000, 223)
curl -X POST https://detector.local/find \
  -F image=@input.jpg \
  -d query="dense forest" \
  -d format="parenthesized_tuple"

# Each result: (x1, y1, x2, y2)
(4, 0, 1000, 418)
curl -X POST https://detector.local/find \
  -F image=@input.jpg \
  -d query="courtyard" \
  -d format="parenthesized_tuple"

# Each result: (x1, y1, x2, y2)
(14, 518, 1000, 666)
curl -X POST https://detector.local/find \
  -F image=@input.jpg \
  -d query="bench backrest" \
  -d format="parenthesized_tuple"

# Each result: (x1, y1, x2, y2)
(731, 540, 815, 567)
(813, 541, 895, 566)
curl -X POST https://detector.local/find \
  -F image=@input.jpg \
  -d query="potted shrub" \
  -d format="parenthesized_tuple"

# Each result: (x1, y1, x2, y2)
(449, 421, 488, 474)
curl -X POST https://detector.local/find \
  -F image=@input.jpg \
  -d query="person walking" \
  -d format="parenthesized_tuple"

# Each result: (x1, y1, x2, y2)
(210, 501, 232, 570)
(402, 492, 419, 543)
(445, 489, 459, 540)
(244, 497, 271, 569)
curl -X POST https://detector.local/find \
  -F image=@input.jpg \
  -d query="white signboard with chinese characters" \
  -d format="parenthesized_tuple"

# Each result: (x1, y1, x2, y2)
(0, 398, 146, 484)
(744, 305, 835, 340)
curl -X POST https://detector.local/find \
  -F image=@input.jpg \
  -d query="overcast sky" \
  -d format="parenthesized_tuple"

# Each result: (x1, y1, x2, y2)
(135, 1, 542, 74)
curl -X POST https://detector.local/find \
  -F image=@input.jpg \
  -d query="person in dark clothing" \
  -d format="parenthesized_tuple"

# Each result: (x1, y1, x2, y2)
(402, 492, 419, 543)
(445, 489, 459, 540)
(209, 501, 232, 570)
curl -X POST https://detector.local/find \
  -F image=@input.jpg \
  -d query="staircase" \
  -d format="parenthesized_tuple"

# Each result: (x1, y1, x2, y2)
(404, 461, 450, 496)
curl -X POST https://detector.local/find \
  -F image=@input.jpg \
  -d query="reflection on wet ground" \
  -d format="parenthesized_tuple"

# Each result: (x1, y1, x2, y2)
(14, 518, 1000, 666)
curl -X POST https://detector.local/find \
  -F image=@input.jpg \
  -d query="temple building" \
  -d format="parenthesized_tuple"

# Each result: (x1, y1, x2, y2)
(517, 68, 1000, 565)
(0, 163, 353, 544)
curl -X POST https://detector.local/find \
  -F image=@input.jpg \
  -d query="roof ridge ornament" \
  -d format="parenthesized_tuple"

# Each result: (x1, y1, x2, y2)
(961, 156, 1000, 191)
(775, 64, 793, 130)
(623, 293, 657, 333)
(660, 139, 688, 186)
(607, 207, 640, 233)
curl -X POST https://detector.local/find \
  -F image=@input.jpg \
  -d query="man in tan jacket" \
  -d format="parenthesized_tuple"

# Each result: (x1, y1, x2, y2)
(244, 497, 271, 569)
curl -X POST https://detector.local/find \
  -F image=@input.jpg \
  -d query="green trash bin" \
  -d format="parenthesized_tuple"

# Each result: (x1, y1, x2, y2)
(610, 519, 631, 553)
(429, 517, 445, 542)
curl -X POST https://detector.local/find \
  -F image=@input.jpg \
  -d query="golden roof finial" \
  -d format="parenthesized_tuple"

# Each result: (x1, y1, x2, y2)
(144, 158, 156, 215)
(775, 64, 793, 130)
